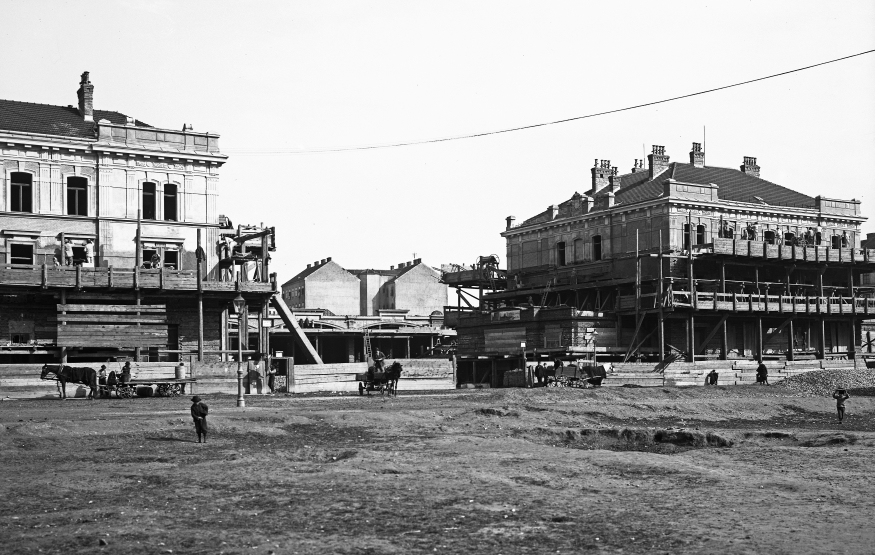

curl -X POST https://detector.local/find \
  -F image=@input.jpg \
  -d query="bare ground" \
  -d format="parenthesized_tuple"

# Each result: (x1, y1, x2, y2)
(1, 385, 874, 555)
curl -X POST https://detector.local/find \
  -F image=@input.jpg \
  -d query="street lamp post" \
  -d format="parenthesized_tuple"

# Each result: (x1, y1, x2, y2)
(233, 293, 246, 408)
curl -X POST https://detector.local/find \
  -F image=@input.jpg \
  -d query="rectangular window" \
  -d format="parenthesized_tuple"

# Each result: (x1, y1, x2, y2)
(163, 183, 178, 221)
(9, 244, 33, 265)
(683, 224, 691, 251)
(142, 182, 156, 220)
(71, 246, 86, 265)
(10, 333, 30, 344)
(67, 177, 88, 216)
(593, 235, 602, 261)
(556, 241, 566, 266)
(163, 250, 179, 270)
(142, 248, 157, 268)
(831, 236, 841, 249)
(10, 173, 32, 213)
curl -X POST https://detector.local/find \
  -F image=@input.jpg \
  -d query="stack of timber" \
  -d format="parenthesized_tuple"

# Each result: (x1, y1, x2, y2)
(289, 359, 455, 393)
(56, 304, 168, 348)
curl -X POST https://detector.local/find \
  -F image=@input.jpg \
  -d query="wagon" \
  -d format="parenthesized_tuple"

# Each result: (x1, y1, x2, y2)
(356, 371, 396, 396)
(102, 371, 195, 399)
(546, 364, 606, 388)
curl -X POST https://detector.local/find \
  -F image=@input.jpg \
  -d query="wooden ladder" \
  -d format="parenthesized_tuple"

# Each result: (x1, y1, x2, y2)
(364, 329, 373, 363)
(539, 278, 554, 307)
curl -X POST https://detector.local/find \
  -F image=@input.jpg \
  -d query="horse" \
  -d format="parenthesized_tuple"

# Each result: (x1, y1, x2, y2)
(40, 364, 98, 400)
(386, 361, 403, 396)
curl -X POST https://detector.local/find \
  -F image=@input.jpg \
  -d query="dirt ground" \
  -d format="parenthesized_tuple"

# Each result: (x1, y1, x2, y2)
(2, 384, 874, 555)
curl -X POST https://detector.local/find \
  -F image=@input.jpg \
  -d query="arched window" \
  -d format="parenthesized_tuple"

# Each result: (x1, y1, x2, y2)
(784, 232, 795, 246)
(763, 230, 775, 245)
(831, 235, 841, 249)
(67, 176, 88, 216)
(683, 224, 691, 251)
(592, 235, 602, 261)
(10, 172, 32, 213)
(142, 182, 157, 219)
(164, 183, 178, 221)
(696, 224, 706, 245)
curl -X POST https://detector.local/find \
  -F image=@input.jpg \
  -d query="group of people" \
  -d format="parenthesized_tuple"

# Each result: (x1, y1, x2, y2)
(96, 362, 133, 397)
(56, 238, 94, 266)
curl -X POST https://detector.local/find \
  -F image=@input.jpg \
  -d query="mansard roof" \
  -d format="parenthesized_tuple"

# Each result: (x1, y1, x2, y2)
(0, 99, 151, 139)
(520, 161, 816, 227)
(606, 162, 815, 208)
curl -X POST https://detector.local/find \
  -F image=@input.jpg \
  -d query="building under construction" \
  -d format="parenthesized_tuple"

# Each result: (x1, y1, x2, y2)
(449, 144, 875, 385)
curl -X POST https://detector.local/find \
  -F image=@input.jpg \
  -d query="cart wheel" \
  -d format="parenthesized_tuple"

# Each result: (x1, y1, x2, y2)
(358, 382, 364, 396)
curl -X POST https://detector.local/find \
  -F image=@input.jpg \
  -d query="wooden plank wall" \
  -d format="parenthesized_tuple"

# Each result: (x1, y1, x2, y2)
(56, 304, 169, 348)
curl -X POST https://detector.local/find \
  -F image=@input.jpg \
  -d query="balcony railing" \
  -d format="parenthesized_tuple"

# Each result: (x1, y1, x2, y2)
(0, 263, 274, 293)
(618, 289, 875, 315)
(703, 238, 875, 264)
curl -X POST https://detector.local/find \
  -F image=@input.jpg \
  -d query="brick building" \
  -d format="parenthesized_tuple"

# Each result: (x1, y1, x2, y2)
(276, 258, 452, 363)
(0, 72, 276, 364)
(451, 143, 875, 384)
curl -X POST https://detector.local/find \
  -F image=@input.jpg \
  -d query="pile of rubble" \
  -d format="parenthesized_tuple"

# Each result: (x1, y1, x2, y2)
(776, 368, 875, 396)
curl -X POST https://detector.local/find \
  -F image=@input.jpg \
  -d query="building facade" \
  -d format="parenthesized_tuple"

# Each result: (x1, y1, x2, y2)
(277, 258, 452, 363)
(0, 72, 276, 364)
(452, 143, 875, 371)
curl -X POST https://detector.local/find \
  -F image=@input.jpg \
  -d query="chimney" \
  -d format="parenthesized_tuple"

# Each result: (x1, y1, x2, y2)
(648, 145, 670, 179)
(320, 259, 326, 265)
(690, 142, 705, 167)
(609, 169, 621, 193)
(740, 156, 760, 178)
(590, 159, 613, 194)
(548, 204, 559, 220)
(413, 258, 421, 265)
(631, 159, 646, 173)
(505, 215, 516, 230)
(390, 265, 395, 270)
(314, 260, 319, 267)
(327, 257, 332, 262)
(306, 263, 311, 269)
(77, 71, 94, 122)
(582, 195, 593, 213)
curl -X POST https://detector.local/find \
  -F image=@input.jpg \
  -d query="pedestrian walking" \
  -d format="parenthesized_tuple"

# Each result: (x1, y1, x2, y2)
(832, 389, 850, 423)
(191, 396, 209, 443)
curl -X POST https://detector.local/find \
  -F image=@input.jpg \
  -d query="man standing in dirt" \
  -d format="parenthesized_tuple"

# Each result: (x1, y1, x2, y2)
(534, 362, 544, 386)
(191, 396, 209, 443)
(756, 360, 770, 385)
(832, 389, 850, 423)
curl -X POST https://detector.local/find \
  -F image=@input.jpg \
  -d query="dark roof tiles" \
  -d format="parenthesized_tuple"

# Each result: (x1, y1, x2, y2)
(0, 98, 151, 139)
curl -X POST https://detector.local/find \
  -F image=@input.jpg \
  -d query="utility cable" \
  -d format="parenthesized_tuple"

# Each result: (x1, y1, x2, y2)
(224, 48, 875, 156)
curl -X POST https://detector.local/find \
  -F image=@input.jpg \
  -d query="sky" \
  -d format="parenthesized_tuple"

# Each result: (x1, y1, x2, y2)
(2, 0, 874, 281)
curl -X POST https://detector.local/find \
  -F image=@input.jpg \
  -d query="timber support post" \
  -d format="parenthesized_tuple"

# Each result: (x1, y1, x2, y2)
(196, 228, 204, 362)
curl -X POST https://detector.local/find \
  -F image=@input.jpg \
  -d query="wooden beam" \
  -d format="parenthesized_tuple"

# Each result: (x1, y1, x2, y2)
(623, 313, 647, 363)
(696, 314, 729, 354)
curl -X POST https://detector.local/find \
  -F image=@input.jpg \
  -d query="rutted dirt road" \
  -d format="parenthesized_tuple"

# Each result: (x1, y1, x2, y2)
(2, 385, 874, 554)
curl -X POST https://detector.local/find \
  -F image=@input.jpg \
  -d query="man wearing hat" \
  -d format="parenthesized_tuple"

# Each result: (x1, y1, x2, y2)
(190, 396, 209, 443)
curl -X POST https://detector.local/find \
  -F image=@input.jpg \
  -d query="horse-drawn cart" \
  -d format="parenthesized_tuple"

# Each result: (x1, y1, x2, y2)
(546, 364, 607, 388)
(105, 378, 196, 398)
(356, 371, 396, 396)
(356, 361, 403, 396)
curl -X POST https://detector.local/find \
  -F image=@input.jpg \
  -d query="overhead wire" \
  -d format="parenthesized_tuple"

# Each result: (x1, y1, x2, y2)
(224, 48, 875, 156)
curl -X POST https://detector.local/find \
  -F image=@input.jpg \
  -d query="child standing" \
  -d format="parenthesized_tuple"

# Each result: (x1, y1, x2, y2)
(832, 389, 850, 423)
(191, 396, 209, 443)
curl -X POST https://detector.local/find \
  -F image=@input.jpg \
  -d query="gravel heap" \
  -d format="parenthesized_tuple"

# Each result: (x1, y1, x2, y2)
(776, 368, 875, 396)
